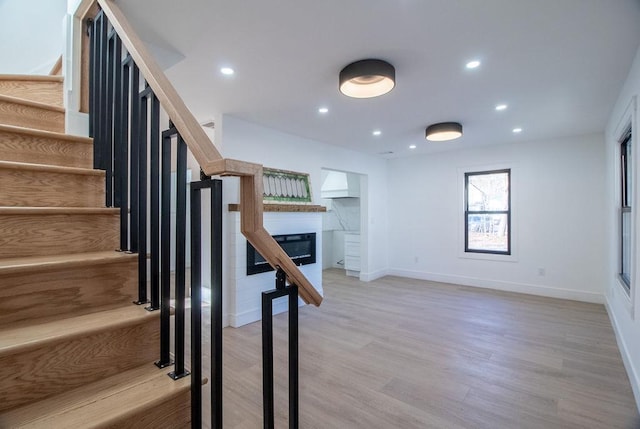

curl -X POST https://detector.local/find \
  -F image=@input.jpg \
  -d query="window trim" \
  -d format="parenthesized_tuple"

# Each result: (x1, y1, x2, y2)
(464, 168, 511, 255)
(620, 130, 632, 291)
(611, 95, 636, 319)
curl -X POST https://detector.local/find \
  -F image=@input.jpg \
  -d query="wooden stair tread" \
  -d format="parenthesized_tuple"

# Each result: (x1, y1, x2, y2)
(0, 124, 92, 144)
(0, 251, 135, 275)
(0, 160, 103, 176)
(0, 94, 65, 113)
(0, 305, 157, 357)
(0, 207, 118, 215)
(0, 75, 64, 83)
(0, 364, 192, 428)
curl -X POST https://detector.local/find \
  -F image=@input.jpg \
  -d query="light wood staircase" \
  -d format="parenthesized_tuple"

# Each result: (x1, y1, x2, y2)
(0, 75, 191, 427)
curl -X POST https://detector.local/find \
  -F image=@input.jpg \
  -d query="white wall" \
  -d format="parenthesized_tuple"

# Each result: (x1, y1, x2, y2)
(0, 0, 66, 74)
(605, 44, 640, 412)
(387, 133, 607, 304)
(220, 115, 389, 281)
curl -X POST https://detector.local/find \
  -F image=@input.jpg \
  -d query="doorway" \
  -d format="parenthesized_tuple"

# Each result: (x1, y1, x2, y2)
(320, 168, 366, 278)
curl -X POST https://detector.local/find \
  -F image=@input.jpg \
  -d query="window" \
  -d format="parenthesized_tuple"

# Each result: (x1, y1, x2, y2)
(465, 169, 511, 254)
(620, 129, 632, 292)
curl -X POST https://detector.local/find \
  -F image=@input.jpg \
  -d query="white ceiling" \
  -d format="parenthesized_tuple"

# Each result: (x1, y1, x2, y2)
(119, 0, 640, 158)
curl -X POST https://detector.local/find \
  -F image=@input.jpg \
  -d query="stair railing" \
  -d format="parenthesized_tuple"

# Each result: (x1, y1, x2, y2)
(76, 0, 320, 427)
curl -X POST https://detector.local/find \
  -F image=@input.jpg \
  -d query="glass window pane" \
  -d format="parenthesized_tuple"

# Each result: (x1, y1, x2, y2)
(468, 172, 509, 210)
(467, 213, 509, 252)
(626, 140, 632, 207)
(621, 210, 631, 288)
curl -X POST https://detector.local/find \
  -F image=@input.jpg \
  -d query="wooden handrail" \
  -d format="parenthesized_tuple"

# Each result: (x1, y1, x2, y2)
(76, 0, 322, 306)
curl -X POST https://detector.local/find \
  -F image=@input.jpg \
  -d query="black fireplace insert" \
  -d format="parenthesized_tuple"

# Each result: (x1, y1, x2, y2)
(246, 233, 316, 275)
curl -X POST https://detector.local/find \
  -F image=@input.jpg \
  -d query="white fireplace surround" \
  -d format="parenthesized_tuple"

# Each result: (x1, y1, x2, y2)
(225, 211, 323, 327)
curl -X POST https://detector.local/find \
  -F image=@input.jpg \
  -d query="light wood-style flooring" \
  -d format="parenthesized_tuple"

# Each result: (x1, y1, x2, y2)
(200, 269, 639, 428)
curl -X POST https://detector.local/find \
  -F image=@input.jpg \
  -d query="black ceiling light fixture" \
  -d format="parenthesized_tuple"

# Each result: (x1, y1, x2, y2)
(425, 122, 463, 141)
(339, 59, 395, 98)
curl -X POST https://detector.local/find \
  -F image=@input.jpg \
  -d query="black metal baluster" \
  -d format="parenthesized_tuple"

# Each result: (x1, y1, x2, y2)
(190, 181, 203, 428)
(93, 12, 106, 170)
(136, 85, 149, 305)
(156, 126, 173, 368)
(170, 135, 189, 380)
(148, 94, 161, 311)
(87, 17, 95, 139)
(118, 56, 131, 251)
(98, 13, 108, 173)
(262, 288, 277, 429)
(112, 35, 123, 210)
(288, 284, 299, 429)
(129, 64, 140, 256)
(211, 178, 223, 429)
(105, 31, 115, 207)
(262, 269, 300, 429)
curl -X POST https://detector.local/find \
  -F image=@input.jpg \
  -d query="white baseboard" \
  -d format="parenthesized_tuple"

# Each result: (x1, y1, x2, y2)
(386, 269, 604, 304)
(605, 298, 640, 413)
(360, 269, 389, 282)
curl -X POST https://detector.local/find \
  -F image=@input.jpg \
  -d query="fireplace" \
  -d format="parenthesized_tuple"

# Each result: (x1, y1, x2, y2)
(246, 233, 316, 275)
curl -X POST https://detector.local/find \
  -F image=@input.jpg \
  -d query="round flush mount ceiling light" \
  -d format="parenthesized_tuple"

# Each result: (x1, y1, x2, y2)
(425, 122, 463, 141)
(339, 59, 395, 98)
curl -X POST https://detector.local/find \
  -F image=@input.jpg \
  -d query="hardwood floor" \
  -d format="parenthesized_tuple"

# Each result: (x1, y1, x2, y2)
(200, 269, 639, 428)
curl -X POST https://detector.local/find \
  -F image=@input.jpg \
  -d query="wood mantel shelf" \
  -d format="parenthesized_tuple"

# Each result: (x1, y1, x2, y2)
(228, 204, 326, 213)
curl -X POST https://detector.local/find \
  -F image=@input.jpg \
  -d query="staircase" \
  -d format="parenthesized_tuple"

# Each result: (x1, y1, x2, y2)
(0, 75, 191, 427)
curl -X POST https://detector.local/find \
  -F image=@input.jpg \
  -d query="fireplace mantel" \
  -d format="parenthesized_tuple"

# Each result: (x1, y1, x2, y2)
(228, 204, 326, 213)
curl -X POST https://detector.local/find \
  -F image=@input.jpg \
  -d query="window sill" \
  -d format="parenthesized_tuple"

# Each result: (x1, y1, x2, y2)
(458, 251, 518, 262)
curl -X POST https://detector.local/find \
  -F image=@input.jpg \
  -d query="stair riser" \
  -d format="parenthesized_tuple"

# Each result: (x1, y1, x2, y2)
(0, 79, 63, 107)
(0, 259, 137, 327)
(0, 128, 92, 168)
(0, 98, 64, 133)
(0, 213, 119, 258)
(0, 167, 104, 207)
(0, 318, 159, 412)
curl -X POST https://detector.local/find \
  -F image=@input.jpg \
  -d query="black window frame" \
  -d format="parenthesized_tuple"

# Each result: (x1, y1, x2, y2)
(464, 168, 511, 255)
(620, 129, 632, 291)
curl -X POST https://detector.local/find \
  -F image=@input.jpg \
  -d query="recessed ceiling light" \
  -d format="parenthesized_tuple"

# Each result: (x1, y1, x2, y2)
(466, 60, 481, 69)
(495, 104, 508, 111)
(372, 130, 382, 136)
(513, 127, 523, 133)
(318, 107, 329, 114)
(220, 67, 234, 76)
(409, 144, 417, 149)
